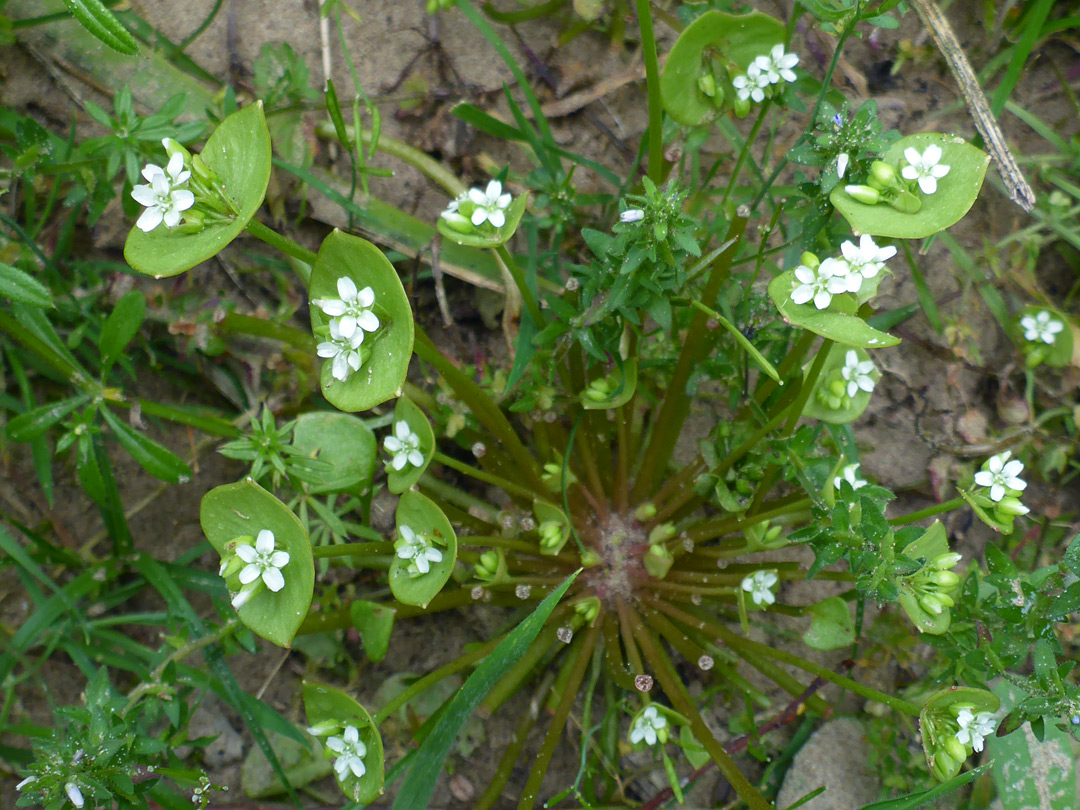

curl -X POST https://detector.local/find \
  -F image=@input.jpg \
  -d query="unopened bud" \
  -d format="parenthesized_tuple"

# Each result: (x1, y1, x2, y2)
(933, 553, 962, 570)
(800, 251, 820, 270)
(997, 497, 1030, 516)
(844, 184, 881, 205)
(648, 523, 676, 544)
(869, 160, 897, 187)
(933, 570, 960, 588)
(634, 503, 658, 521)
(944, 735, 967, 763)
(697, 73, 717, 98)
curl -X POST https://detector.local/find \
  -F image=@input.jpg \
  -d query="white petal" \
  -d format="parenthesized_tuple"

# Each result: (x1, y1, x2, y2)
(337, 315, 358, 339)
(262, 566, 285, 592)
(131, 184, 158, 207)
(136, 207, 164, 232)
(142, 163, 165, 183)
(269, 550, 290, 568)
(904, 147, 922, 167)
(471, 208, 489, 226)
(357, 286, 375, 307)
(931, 164, 951, 179)
(163, 207, 182, 228)
(317, 341, 339, 358)
(794, 265, 816, 284)
(917, 175, 938, 195)
(408, 449, 425, 467)
(166, 152, 186, 180)
(337, 276, 358, 301)
(238, 564, 261, 585)
(256, 529, 276, 554)
(990, 483, 1005, 502)
(973, 471, 993, 487)
(901, 165, 919, 181)
(924, 144, 942, 165)
(790, 285, 815, 305)
(235, 544, 257, 562)
(357, 311, 380, 332)
(392, 454, 408, 471)
(1002, 460, 1024, 478)
(813, 290, 832, 310)
(485, 179, 502, 201)
(348, 757, 366, 778)
(468, 187, 488, 205)
(384, 436, 403, 452)
(488, 209, 506, 228)
(332, 353, 350, 381)
(66, 783, 85, 809)
(326, 736, 346, 753)
(497, 193, 512, 208)
(171, 188, 195, 211)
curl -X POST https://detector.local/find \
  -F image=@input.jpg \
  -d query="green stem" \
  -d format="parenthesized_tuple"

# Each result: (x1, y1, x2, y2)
(494, 244, 545, 328)
(720, 103, 770, 210)
(686, 496, 811, 543)
(312, 541, 393, 559)
(244, 219, 317, 282)
(681, 298, 779, 381)
(888, 497, 965, 526)
(218, 311, 316, 351)
(634, 0, 664, 183)
(432, 450, 538, 500)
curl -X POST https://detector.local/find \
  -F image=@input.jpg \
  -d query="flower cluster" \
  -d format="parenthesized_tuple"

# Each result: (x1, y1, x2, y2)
(742, 570, 778, 606)
(732, 44, 798, 110)
(790, 234, 895, 310)
(629, 706, 669, 747)
(905, 551, 962, 617)
(132, 151, 195, 233)
(308, 722, 369, 781)
(834, 462, 868, 491)
(1020, 310, 1064, 345)
(314, 278, 381, 382)
(844, 146, 951, 212)
(440, 180, 513, 234)
(954, 708, 995, 754)
(383, 421, 424, 471)
(218, 529, 290, 609)
(394, 525, 443, 575)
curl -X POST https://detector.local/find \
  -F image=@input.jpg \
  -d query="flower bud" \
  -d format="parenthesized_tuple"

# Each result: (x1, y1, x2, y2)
(944, 735, 968, 764)
(441, 211, 474, 234)
(644, 543, 673, 579)
(648, 523, 676, 544)
(162, 137, 192, 163)
(933, 553, 962, 570)
(933, 570, 960, 588)
(996, 496, 1029, 516)
(176, 208, 207, 234)
(733, 96, 751, 118)
(869, 160, 897, 187)
(919, 593, 945, 615)
(697, 73, 717, 98)
(580, 548, 601, 567)
(538, 520, 564, 549)
(934, 591, 955, 608)
(932, 750, 956, 782)
(800, 251, 820, 270)
(887, 190, 922, 214)
(306, 720, 340, 737)
(844, 185, 881, 205)
(635, 503, 658, 521)
(574, 597, 601, 624)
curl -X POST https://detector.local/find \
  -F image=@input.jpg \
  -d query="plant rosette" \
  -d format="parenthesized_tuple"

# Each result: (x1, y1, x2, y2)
(660, 10, 787, 126)
(919, 686, 1000, 781)
(1014, 306, 1073, 368)
(437, 180, 528, 247)
(831, 133, 989, 238)
(302, 681, 384, 803)
(383, 396, 434, 494)
(124, 103, 272, 278)
(308, 230, 414, 412)
(803, 345, 879, 424)
(390, 491, 457, 607)
(201, 479, 315, 647)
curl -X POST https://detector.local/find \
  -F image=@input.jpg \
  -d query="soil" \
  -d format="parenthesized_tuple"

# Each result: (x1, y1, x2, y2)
(2, 1, 1079, 809)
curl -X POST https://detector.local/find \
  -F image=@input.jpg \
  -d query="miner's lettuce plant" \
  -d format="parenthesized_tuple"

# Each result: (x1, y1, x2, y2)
(4, 1, 1080, 809)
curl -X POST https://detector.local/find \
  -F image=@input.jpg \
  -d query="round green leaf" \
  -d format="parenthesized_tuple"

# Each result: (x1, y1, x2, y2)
(301, 681, 384, 803)
(802, 596, 855, 650)
(125, 103, 272, 278)
(1015, 306, 1073, 368)
(350, 600, 395, 663)
(580, 358, 637, 410)
(660, 11, 785, 126)
(385, 397, 434, 494)
(200, 479, 314, 647)
(391, 491, 457, 607)
(768, 269, 901, 348)
(310, 230, 414, 413)
(436, 193, 528, 248)
(831, 133, 990, 238)
(802, 345, 879, 424)
(292, 411, 376, 496)
(533, 499, 571, 556)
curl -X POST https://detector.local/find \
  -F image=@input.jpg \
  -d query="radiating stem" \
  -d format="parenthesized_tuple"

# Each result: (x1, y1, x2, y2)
(719, 103, 770, 211)
(432, 450, 538, 500)
(634, 0, 664, 183)
(244, 219, 317, 280)
(889, 497, 964, 525)
(312, 541, 393, 559)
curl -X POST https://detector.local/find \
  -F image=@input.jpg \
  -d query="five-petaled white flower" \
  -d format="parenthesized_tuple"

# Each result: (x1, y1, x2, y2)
(742, 570, 778, 606)
(629, 706, 667, 746)
(901, 144, 951, 195)
(973, 451, 1026, 503)
(1020, 310, 1064, 345)
(467, 180, 512, 228)
(313, 278, 380, 340)
(65, 783, 84, 809)
(733, 69, 770, 103)
(752, 43, 799, 84)
(840, 350, 876, 398)
(395, 525, 443, 575)
(620, 208, 645, 223)
(834, 463, 868, 491)
(326, 725, 367, 780)
(235, 529, 290, 594)
(836, 152, 849, 179)
(317, 319, 366, 382)
(384, 421, 424, 471)
(954, 709, 995, 753)
(840, 234, 896, 283)
(790, 257, 852, 310)
(131, 152, 195, 232)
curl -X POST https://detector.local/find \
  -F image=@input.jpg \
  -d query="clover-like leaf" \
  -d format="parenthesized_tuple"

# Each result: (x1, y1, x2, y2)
(803, 345, 879, 425)
(768, 270, 901, 348)
(386, 397, 434, 495)
(292, 411, 376, 497)
(301, 681, 384, 803)
(390, 491, 457, 607)
(309, 230, 414, 413)
(436, 193, 528, 248)
(200, 479, 314, 647)
(660, 11, 785, 126)
(125, 103, 272, 278)
(831, 133, 989, 239)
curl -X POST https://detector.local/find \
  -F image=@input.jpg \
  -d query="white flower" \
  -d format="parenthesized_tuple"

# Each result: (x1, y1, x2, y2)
(395, 525, 443, 575)
(629, 706, 667, 746)
(620, 208, 645, 223)
(901, 144, 951, 195)
(15, 776, 37, 791)
(1020, 310, 1064, 345)
(790, 257, 852, 309)
(312, 278, 380, 340)
(840, 234, 896, 282)
(973, 451, 1026, 503)
(840, 350, 876, 398)
(384, 420, 424, 471)
(65, 782, 85, 809)
(326, 725, 367, 780)
(234, 529, 290, 596)
(834, 463, 868, 490)
(742, 570, 778, 606)
(752, 43, 799, 85)
(836, 152, 849, 179)
(733, 68, 770, 103)
(131, 152, 195, 232)
(467, 180, 512, 228)
(316, 319, 366, 382)
(954, 709, 995, 753)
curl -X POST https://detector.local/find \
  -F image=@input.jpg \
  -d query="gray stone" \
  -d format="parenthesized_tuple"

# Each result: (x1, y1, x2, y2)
(776, 718, 880, 810)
